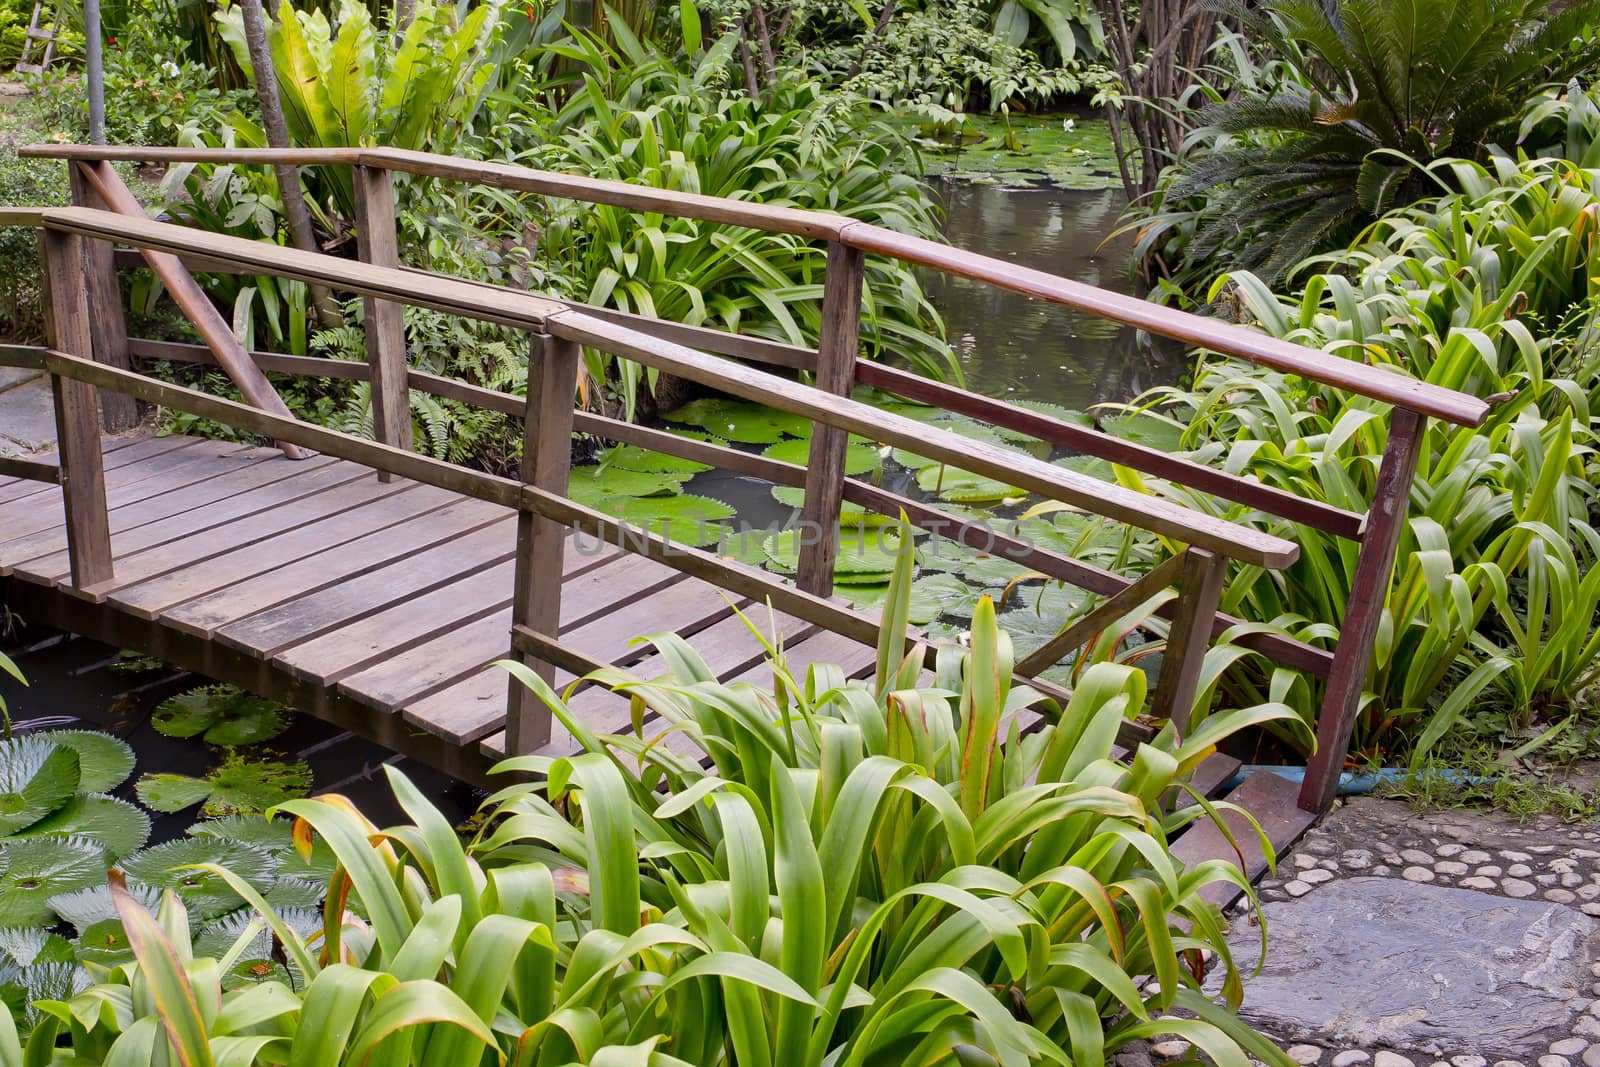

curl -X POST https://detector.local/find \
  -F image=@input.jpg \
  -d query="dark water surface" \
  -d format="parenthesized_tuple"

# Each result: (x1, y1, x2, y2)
(928, 181, 1188, 406)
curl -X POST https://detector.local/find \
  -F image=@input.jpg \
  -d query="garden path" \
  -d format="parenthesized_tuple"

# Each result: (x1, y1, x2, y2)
(0, 364, 56, 455)
(1129, 796, 1600, 1067)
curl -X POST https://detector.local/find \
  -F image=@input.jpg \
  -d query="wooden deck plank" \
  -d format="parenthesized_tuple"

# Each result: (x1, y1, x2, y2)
(15, 458, 371, 587)
(401, 579, 740, 745)
(334, 551, 685, 719)
(276, 558, 518, 686)
(0, 433, 175, 506)
(0, 446, 322, 578)
(98, 480, 448, 616)
(1169, 769, 1317, 909)
(179, 502, 519, 643)
(0, 437, 241, 544)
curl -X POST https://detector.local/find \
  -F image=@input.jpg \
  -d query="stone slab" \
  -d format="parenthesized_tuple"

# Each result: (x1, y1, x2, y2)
(0, 377, 58, 455)
(1227, 876, 1599, 1057)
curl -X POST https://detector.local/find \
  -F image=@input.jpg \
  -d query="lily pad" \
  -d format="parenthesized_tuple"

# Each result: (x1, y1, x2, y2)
(152, 686, 290, 747)
(595, 443, 711, 479)
(120, 839, 279, 921)
(891, 419, 1007, 471)
(768, 486, 897, 526)
(761, 437, 882, 475)
(1099, 412, 1186, 452)
(592, 494, 735, 548)
(763, 527, 911, 579)
(135, 754, 313, 817)
(567, 466, 681, 509)
(264, 876, 326, 910)
(914, 465, 1028, 504)
(26, 731, 134, 793)
(189, 814, 334, 885)
(0, 837, 106, 926)
(48, 883, 163, 935)
(8, 794, 150, 861)
(663, 398, 811, 443)
(0, 927, 73, 968)
(0, 738, 80, 836)
(73, 918, 134, 967)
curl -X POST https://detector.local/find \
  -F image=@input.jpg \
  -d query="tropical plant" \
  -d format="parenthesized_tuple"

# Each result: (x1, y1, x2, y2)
(1140, 0, 1600, 285)
(486, 514, 1306, 1065)
(1105, 146, 1600, 764)
(528, 20, 956, 417)
(0, 730, 146, 871)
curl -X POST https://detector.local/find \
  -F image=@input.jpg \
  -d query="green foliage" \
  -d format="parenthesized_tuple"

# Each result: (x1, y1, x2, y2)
(151, 684, 291, 746)
(136, 751, 314, 816)
(1141, 0, 1600, 286)
(1119, 145, 1600, 763)
(0, 731, 146, 862)
(529, 23, 956, 416)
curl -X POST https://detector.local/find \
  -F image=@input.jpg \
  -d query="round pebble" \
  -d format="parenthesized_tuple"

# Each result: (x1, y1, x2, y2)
(1547, 889, 1578, 903)
(1461, 876, 1498, 890)
(1372, 865, 1392, 877)
(1343, 850, 1374, 869)
(1288, 1046, 1323, 1065)
(1333, 1054, 1371, 1067)
(1579, 884, 1600, 900)
(1452, 1058, 1487, 1067)
(1437, 843, 1466, 856)
(1582, 1047, 1600, 1067)
(1285, 879, 1314, 897)
(1551, 1039, 1589, 1056)
(1509, 863, 1534, 878)
(1301, 869, 1335, 885)
(1539, 1057, 1569, 1067)
(1494, 1061, 1528, 1067)
(1435, 860, 1470, 876)
(1504, 850, 1533, 862)
(1479, 865, 1505, 877)
(1294, 853, 1319, 869)
(1376, 1053, 1414, 1067)
(1401, 849, 1435, 865)
(1581, 902, 1600, 917)
(1460, 850, 1492, 864)
(1152, 1040, 1189, 1058)
(1402, 866, 1436, 882)
(1504, 878, 1538, 897)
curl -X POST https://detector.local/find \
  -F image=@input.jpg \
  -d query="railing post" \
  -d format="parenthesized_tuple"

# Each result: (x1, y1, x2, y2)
(506, 330, 580, 754)
(795, 240, 864, 597)
(66, 161, 136, 431)
(1299, 407, 1425, 812)
(1150, 547, 1226, 733)
(39, 229, 113, 586)
(353, 164, 412, 480)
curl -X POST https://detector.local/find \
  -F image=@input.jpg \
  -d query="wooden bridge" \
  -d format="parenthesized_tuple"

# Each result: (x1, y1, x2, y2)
(0, 145, 1487, 876)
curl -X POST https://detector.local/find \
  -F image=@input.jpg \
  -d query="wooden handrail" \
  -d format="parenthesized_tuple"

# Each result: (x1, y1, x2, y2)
(18, 142, 1492, 427)
(3, 205, 1300, 569)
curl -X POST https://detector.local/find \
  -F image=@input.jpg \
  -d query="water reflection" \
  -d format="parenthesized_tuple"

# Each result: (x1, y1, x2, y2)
(926, 181, 1187, 407)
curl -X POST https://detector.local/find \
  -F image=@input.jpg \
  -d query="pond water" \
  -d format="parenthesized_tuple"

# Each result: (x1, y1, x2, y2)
(929, 180, 1187, 406)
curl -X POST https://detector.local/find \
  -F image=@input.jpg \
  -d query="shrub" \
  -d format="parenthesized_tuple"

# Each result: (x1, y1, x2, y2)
(1138, 0, 1600, 287)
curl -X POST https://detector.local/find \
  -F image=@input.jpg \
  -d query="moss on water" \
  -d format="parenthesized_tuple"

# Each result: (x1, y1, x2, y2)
(888, 110, 1121, 189)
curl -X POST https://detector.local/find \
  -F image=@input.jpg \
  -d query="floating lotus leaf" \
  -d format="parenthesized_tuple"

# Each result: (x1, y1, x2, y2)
(594, 443, 711, 479)
(26, 730, 134, 793)
(891, 419, 1006, 470)
(955, 554, 1033, 588)
(1050, 453, 1115, 481)
(48, 882, 163, 935)
(663, 399, 811, 443)
(264, 875, 325, 910)
(136, 754, 313, 817)
(121, 839, 279, 922)
(187, 814, 293, 853)
(0, 738, 80, 835)
(593, 494, 734, 548)
(914, 465, 1028, 504)
(73, 918, 133, 967)
(0, 837, 106, 926)
(109, 650, 165, 674)
(567, 466, 681, 509)
(1098, 412, 1185, 452)
(152, 685, 291, 746)
(8, 794, 151, 861)
(760, 436, 883, 476)
(0, 927, 73, 968)
(763, 528, 910, 579)
(768, 486, 896, 526)
(714, 527, 773, 566)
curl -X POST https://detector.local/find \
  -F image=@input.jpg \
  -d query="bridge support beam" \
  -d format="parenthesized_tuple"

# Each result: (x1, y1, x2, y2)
(507, 331, 580, 754)
(353, 165, 413, 478)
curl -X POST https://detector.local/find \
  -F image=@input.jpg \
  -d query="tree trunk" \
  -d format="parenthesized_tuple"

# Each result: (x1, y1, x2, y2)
(394, 0, 415, 34)
(240, 0, 341, 329)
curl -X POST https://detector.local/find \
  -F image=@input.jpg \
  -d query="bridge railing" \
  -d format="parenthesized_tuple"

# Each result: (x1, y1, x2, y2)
(10, 144, 1491, 810)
